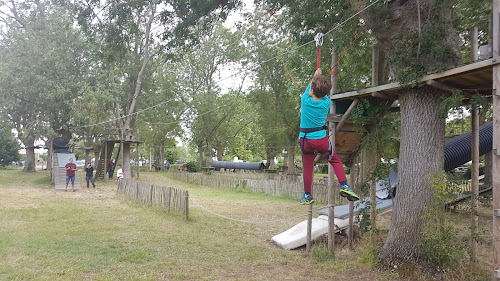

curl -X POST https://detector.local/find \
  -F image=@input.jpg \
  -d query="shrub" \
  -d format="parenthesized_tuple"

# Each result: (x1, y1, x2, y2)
(185, 161, 198, 173)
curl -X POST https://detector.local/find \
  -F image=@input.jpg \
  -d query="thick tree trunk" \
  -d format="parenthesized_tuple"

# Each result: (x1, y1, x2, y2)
(378, 88, 445, 266)
(23, 138, 36, 172)
(123, 142, 131, 179)
(198, 143, 204, 170)
(206, 140, 213, 167)
(216, 144, 224, 161)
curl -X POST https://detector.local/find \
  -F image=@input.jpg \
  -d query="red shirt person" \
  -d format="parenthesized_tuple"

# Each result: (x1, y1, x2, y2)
(64, 158, 78, 192)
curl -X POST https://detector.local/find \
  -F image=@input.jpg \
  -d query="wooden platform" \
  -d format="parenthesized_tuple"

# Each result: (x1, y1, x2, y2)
(330, 57, 500, 101)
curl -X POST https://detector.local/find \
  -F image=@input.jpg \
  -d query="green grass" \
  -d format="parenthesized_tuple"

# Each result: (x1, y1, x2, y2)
(0, 170, 397, 280)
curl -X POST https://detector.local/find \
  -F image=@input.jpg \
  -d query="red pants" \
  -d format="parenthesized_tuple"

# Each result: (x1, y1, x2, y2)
(300, 136, 347, 193)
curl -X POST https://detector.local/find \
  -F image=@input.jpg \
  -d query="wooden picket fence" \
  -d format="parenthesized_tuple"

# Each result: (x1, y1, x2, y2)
(169, 172, 349, 205)
(117, 180, 189, 219)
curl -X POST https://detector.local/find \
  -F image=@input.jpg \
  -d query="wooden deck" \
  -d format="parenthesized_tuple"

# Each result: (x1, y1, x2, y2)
(327, 57, 500, 167)
(330, 57, 500, 101)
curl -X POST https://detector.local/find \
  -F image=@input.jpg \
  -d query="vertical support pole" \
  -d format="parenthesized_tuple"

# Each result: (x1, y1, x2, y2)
(348, 162, 357, 249)
(136, 143, 140, 179)
(185, 191, 189, 220)
(369, 46, 381, 232)
(104, 142, 108, 181)
(471, 27, 479, 62)
(328, 47, 338, 254)
(471, 107, 479, 263)
(492, 1, 500, 278)
(306, 204, 313, 253)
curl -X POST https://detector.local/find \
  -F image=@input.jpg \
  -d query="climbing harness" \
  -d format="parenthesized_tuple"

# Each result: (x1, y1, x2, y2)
(299, 126, 332, 160)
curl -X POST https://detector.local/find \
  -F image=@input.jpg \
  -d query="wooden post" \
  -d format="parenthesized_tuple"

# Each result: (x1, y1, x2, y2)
(306, 204, 313, 253)
(471, 27, 479, 62)
(104, 141, 108, 181)
(185, 191, 189, 220)
(369, 46, 380, 232)
(492, 0, 500, 278)
(471, 107, 479, 263)
(328, 47, 338, 254)
(348, 161, 357, 249)
(136, 143, 140, 179)
(470, 28, 479, 263)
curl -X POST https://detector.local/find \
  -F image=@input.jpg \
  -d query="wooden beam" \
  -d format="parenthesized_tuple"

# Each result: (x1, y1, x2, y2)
(426, 79, 455, 92)
(336, 99, 359, 133)
(371, 92, 395, 100)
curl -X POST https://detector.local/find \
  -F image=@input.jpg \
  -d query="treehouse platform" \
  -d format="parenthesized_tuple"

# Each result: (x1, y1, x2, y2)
(326, 57, 500, 168)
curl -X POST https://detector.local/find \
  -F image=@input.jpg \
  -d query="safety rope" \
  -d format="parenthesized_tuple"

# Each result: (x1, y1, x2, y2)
(328, 26, 367, 76)
(190, 197, 329, 225)
(279, 47, 307, 88)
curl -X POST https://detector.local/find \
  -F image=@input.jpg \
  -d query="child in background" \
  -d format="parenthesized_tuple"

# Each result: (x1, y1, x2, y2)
(116, 164, 124, 181)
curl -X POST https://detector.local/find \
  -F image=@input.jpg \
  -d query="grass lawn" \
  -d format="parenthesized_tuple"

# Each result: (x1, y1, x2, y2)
(0, 169, 492, 280)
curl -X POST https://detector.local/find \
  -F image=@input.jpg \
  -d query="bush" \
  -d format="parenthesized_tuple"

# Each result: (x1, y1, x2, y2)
(420, 172, 464, 269)
(185, 161, 198, 173)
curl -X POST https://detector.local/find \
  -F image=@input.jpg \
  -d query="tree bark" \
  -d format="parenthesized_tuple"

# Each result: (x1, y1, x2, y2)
(206, 140, 213, 167)
(484, 151, 493, 187)
(378, 88, 445, 266)
(23, 139, 36, 172)
(198, 142, 204, 170)
(123, 142, 131, 179)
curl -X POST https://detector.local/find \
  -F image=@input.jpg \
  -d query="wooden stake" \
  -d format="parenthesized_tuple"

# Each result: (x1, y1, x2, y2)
(185, 191, 189, 220)
(306, 203, 313, 253)
(471, 107, 479, 262)
(348, 161, 357, 249)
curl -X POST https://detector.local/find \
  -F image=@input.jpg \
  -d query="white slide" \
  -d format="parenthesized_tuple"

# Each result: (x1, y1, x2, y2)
(272, 215, 350, 250)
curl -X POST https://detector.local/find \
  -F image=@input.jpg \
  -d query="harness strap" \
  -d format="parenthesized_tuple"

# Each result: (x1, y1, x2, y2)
(300, 125, 328, 133)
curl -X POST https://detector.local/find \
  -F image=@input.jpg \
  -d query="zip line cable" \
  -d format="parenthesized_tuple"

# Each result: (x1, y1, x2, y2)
(74, 98, 178, 129)
(75, 0, 380, 129)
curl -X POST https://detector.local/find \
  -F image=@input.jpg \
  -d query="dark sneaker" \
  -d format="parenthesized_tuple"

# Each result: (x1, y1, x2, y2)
(300, 193, 315, 205)
(340, 185, 360, 201)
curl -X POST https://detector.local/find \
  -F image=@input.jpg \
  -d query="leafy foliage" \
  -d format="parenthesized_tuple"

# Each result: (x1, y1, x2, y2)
(0, 126, 20, 167)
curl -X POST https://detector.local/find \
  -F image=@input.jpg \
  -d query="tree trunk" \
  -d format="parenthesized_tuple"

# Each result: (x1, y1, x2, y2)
(206, 140, 213, 167)
(123, 142, 131, 179)
(46, 139, 52, 171)
(287, 146, 295, 173)
(23, 138, 36, 172)
(378, 88, 445, 266)
(216, 143, 224, 161)
(198, 142, 204, 170)
(484, 151, 493, 188)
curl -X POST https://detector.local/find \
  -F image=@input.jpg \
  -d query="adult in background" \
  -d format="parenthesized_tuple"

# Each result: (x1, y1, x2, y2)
(85, 163, 97, 192)
(64, 158, 78, 192)
(107, 160, 114, 179)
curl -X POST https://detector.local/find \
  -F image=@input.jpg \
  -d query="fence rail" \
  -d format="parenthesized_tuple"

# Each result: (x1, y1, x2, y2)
(169, 171, 350, 205)
(117, 180, 189, 219)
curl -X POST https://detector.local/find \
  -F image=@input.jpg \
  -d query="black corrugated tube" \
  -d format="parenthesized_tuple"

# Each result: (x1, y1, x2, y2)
(443, 122, 493, 172)
(212, 161, 265, 170)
